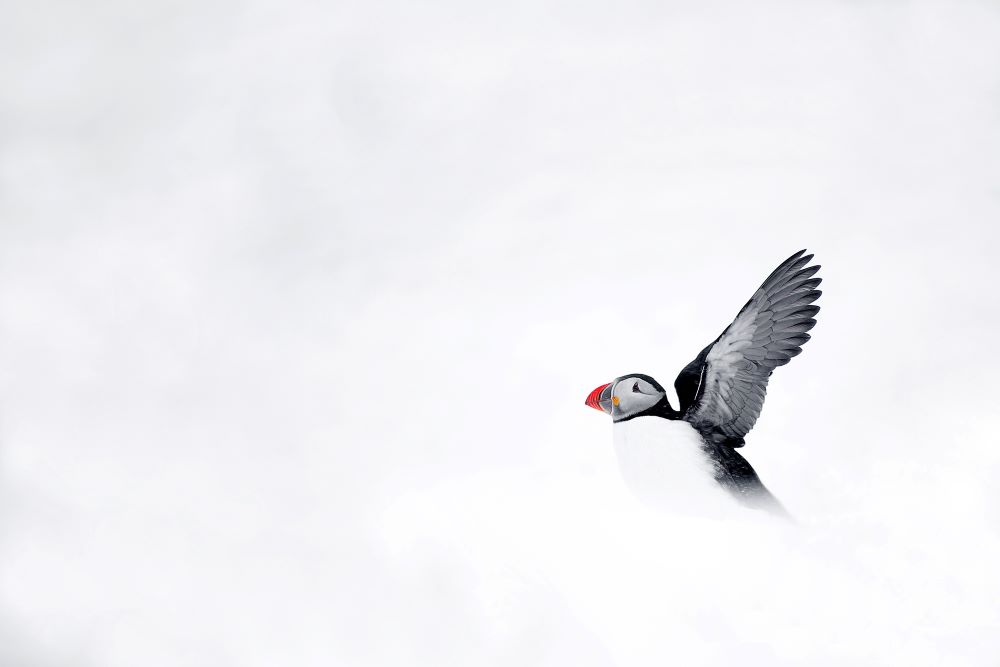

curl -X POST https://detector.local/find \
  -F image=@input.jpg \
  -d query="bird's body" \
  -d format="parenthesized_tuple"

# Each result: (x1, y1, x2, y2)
(613, 416, 734, 515)
(613, 415, 788, 516)
(585, 250, 822, 516)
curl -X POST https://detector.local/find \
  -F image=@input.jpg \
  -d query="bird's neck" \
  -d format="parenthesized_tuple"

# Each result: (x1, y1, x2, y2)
(645, 396, 681, 420)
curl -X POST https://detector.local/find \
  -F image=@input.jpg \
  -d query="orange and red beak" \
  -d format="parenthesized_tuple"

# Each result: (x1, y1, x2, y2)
(585, 383, 613, 415)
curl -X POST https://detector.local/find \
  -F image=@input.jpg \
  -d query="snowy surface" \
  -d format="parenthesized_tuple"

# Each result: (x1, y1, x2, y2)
(2, 0, 1000, 664)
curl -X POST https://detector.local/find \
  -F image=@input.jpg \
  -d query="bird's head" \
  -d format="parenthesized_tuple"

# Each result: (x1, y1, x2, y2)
(585, 374, 667, 423)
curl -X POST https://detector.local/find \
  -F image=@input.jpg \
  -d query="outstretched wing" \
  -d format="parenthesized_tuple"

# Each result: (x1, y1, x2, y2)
(675, 250, 821, 447)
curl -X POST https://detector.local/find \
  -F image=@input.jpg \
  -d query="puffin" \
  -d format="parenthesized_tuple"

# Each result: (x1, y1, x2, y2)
(585, 249, 821, 515)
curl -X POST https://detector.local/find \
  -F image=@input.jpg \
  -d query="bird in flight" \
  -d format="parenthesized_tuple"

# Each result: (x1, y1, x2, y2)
(585, 250, 821, 515)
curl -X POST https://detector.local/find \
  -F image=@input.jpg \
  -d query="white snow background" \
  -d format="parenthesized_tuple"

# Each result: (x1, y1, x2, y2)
(2, 1, 1000, 665)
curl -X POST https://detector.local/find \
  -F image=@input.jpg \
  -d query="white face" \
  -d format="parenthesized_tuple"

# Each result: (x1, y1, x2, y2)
(610, 375, 665, 422)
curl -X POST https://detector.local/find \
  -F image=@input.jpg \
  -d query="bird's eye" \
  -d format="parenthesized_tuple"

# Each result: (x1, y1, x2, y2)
(632, 382, 641, 393)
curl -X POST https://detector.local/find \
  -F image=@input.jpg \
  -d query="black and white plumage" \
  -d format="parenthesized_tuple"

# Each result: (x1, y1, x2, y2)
(585, 250, 822, 515)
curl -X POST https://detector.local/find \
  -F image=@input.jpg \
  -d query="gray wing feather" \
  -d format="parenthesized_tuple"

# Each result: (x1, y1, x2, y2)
(681, 250, 822, 445)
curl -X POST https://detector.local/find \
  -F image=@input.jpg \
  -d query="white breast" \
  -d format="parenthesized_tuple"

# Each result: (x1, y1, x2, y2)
(613, 417, 739, 516)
